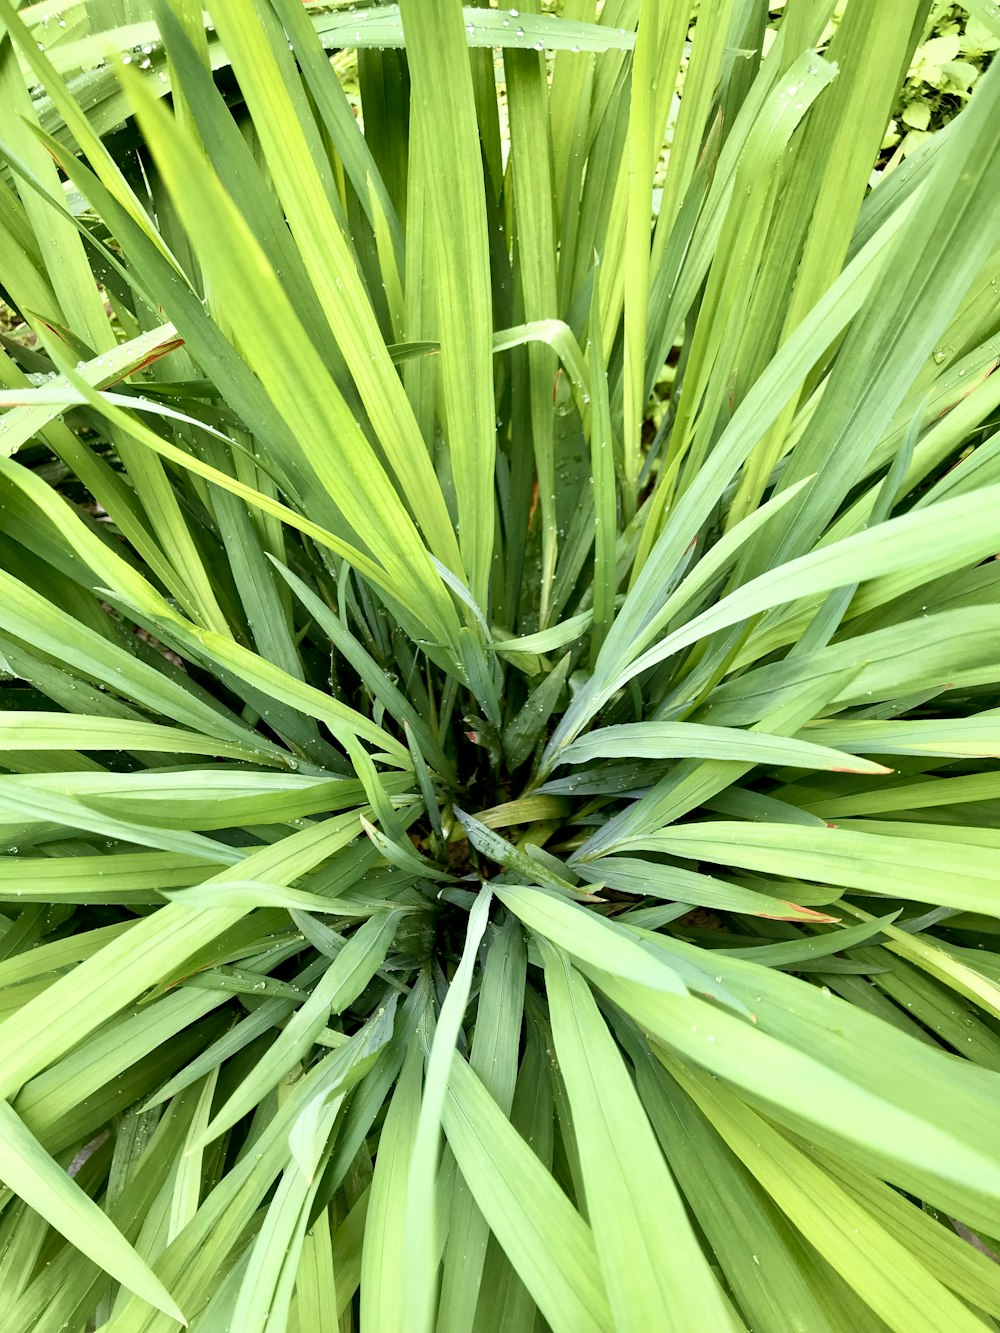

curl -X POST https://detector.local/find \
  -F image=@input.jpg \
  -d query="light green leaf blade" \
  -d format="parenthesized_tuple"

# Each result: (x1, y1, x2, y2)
(637, 822, 1000, 917)
(664, 1058, 993, 1333)
(542, 943, 734, 1333)
(402, 888, 492, 1333)
(399, 0, 495, 609)
(443, 1054, 613, 1333)
(0, 1098, 185, 1324)
(559, 721, 891, 774)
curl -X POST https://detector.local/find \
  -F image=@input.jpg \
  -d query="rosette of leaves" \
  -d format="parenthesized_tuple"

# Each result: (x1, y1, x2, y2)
(1, 2, 1000, 1331)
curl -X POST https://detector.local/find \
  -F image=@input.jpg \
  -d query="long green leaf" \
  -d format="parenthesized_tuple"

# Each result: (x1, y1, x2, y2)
(443, 1054, 613, 1333)
(0, 1098, 184, 1324)
(542, 943, 734, 1333)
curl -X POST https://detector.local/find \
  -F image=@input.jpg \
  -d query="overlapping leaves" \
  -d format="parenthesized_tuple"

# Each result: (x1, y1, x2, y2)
(0, 0, 999, 1330)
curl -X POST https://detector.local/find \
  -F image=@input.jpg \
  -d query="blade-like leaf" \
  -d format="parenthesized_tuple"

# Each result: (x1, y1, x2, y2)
(0, 1098, 185, 1324)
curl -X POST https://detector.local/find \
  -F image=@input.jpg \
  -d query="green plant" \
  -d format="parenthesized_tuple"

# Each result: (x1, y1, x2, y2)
(1, 0, 1000, 1329)
(881, 1, 999, 162)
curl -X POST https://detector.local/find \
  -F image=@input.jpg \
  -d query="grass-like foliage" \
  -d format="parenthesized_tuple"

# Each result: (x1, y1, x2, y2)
(1, 0, 1000, 1329)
